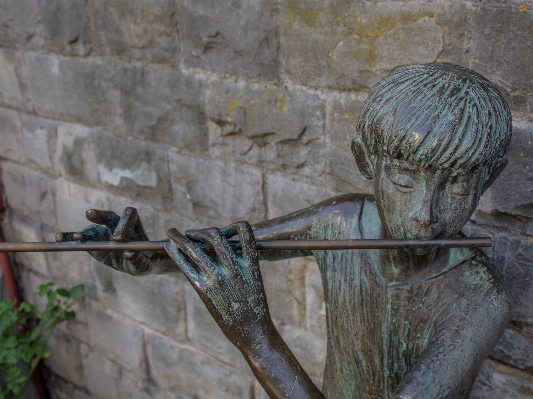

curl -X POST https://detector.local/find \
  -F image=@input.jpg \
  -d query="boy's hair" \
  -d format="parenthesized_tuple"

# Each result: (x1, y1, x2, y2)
(352, 63, 512, 185)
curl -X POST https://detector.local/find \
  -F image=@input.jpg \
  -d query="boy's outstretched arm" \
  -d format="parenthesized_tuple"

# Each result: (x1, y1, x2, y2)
(251, 193, 368, 261)
(164, 222, 325, 399)
(54, 193, 366, 275)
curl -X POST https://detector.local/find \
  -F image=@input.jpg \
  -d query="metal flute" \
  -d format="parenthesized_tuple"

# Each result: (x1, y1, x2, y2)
(0, 237, 492, 252)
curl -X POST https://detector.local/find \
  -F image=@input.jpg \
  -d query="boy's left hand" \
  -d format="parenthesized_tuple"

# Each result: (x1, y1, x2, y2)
(164, 222, 274, 351)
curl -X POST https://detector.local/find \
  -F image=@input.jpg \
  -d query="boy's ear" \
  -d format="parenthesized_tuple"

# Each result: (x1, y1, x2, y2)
(482, 158, 507, 194)
(351, 138, 374, 180)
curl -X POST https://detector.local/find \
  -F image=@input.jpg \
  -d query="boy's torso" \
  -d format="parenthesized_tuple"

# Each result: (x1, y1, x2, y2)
(309, 196, 500, 399)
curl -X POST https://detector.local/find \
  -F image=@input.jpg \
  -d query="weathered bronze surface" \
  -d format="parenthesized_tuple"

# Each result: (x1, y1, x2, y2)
(52, 63, 512, 398)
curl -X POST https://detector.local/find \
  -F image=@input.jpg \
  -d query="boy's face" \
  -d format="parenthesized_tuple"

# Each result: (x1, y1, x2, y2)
(374, 153, 483, 253)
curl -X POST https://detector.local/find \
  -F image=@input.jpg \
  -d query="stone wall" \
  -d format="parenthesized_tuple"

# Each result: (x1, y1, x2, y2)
(0, 0, 532, 398)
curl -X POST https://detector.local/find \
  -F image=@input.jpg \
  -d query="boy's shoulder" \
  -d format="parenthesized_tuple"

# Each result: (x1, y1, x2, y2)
(315, 193, 374, 219)
(446, 250, 511, 312)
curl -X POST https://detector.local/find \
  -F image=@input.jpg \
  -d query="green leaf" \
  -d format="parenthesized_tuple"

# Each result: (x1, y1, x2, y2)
(56, 288, 69, 298)
(69, 284, 85, 299)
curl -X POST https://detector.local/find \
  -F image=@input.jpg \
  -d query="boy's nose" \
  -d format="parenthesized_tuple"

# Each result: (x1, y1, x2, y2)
(410, 189, 437, 227)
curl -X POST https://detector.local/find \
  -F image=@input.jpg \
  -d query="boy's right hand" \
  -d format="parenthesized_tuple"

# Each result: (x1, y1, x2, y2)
(55, 207, 154, 276)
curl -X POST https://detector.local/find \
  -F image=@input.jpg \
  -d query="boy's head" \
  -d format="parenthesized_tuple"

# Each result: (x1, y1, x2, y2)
(352, 63, 512, 243)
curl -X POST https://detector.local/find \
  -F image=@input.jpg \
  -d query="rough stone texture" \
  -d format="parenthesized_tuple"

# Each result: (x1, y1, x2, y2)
(0, 49, 26, 109)
(86, 300, 145, 370)
(169, 153, 265, 226)
(91, 263, 188, 339)
(0, 0, 532, 397)
(279, 1, 468, 90)
(24, 53, 120, 127)
(118, 65, 208, 154)
(0, 0, 41, 47)
(260, 258, 306, 329)
(39, 0, 91, 56)
(88, 0, 180, 63)
(325, 94, 374, 194)
(207, 79, 326, 177)
(80, 346, 121, 399)
(475, 114, 533, 234)
(145, 331, 255, 399)
(470, 361, 533, 399)
(468, 6, 533, 114)
(492, 329, 533, 374)
(56, 123, 99, 185)
(1, 161, 56, 225)
(0, 106, 23, 162)
(93, 132, 172, 211)
(54, 179, 107, 231)
(265, 172, 335, 219)
(21, 114, 58, 171)
(493, 235, 533, 339)
(178, 0, 278, 80)
(45, 329, 86, 388)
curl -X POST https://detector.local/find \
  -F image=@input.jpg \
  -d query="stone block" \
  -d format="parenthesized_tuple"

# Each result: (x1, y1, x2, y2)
(92, 263, 187, 339)
(157, 211, 201, 239)
(279, 2, 468, 90)
(116, 368, 173, 399)
(305, 258, 327, 340)
(325, 95, 374, 194)
(94, 132, 172, 211)
(55, 179, 107, 231)
(21, 114, 58, 171)
(169, 153, 265, 226)
(492, 235, 533, 339)
(86, 300, 145, 370)
(118, 65, 208, 154)
(56, 123, 99, 185)
(4, 213, 50, 277)
(55, 295, 90, 345)
(81, 345, 121, 399)
(492, 328, 533, 374)
(0, 49, 26, 109)
(184, 284, 251, 372)
(88, 0, 180, 63)
(280, 325, 326, 379)
(42, 369, 92, 399)
(39, 0, 91, 56)
(468, 6, 533, 113)
(178, 0, 278, 80)
(265, 173, 335, 219)
(1, 161, 56, 226)
(260, 258, 306, 329)
(24, 53, 120, 127)
(145, 331, 255, 399)
(475, 115, 533, 234)
(0, 0, 41, 47)
(45, 328, 85, 388)
(470, 360, 533, 399)
(0, 107, 23, 163)
(207, 80, 326, 177)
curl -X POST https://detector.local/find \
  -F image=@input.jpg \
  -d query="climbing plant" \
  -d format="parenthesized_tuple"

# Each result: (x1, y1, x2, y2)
(0, 283, 84, 399)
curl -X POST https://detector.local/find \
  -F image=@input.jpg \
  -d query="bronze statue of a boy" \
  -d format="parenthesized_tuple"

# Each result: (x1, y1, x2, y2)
(62, 63, 513, 398)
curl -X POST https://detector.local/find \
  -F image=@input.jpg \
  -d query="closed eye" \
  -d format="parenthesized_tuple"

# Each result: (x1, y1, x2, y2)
(391, 175, 414, 192)
(452, 183, 469, 196)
